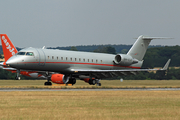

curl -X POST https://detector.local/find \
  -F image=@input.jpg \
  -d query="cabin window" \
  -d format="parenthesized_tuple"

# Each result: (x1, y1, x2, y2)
(88, 59, 89, 62)
(101, 60, 102, 63)
(83, 59, 85, 62)
(92, 59, 93, 62)
(57, 57, 58, 60)
(79, 58, 81, 61)
(61, 57, 63, 60)
(75, 58, 77, 61)
(66, 57, 68, 61)
(96, 59, 98, 63)
(48, 56, 50, 59)
(70, 58, 72, 61)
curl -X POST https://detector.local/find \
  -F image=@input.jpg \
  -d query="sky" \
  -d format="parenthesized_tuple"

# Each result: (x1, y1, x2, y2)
(0, 0, 180, 48)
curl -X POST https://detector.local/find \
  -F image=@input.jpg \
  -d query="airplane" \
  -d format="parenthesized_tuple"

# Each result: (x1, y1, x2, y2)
(0, 34, 45, 79)
(2, 34, 171, 86)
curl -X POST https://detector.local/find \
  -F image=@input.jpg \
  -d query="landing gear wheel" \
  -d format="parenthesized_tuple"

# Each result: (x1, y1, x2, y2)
(92, 80, 96, 85)
(97, 83, 101, 86)
(44, 82, 52, 86)
(72, 78, 76, 85)
(68, 78, 76, 85)
(89, 79, 96, 85)
(15, 76, 21, 80)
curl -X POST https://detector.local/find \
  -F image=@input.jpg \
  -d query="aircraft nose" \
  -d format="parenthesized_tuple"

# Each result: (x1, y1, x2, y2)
(6, 57, 19, 67)
(6, 58, 16, 66)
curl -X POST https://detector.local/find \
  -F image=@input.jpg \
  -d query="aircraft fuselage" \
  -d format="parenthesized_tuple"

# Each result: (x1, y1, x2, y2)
(6, 47, 142, 74)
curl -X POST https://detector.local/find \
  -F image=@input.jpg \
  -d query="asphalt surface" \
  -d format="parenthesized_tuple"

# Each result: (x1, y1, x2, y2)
(0, 88, 180, 91)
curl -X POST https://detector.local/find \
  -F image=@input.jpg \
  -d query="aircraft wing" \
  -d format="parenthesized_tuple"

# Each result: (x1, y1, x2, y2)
(70, 59, 171, 78)
(0, 62, 4, 66)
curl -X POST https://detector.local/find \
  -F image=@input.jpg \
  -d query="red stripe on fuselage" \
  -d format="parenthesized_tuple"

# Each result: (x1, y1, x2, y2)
(19, 62, 141, 69)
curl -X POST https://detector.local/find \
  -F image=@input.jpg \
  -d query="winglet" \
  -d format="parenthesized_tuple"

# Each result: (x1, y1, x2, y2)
(161, 59, 171, 70)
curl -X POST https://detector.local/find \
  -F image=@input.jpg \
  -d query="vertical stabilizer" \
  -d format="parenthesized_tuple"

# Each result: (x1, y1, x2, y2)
(0, 34, 18, 62)
(127, 35, 170, 61)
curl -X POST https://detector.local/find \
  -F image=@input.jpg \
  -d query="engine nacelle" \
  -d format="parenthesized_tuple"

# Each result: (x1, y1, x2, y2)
(51, 74, 69, 84)
(114, 54, 138, 66)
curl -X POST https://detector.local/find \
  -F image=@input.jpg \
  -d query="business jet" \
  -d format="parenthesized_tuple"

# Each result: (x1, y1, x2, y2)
(2, 34, 170, 86)
(0, 34, 45, 79)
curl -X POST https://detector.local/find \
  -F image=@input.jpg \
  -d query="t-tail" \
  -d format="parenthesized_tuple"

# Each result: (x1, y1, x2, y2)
(127, 35, 171, 61)
(0, 34, 18, 62)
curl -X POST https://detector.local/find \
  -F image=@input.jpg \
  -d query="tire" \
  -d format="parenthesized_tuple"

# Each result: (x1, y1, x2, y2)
(72, 78, 76, 85)
(89, 79, 96, 85)
(15, 76, 20, 80)
(68, 78, 76, 85)
(44, 82, 52, 86)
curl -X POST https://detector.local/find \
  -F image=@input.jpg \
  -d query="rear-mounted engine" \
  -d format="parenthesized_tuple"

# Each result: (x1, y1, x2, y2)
(114, 54, 138, 66)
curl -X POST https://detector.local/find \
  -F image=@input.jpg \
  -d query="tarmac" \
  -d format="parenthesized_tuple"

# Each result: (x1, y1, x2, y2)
(0, 88, 180, 91)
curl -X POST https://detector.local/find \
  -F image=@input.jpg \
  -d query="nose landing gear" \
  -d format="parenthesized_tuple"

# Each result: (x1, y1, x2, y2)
(15, 69, 21, 80)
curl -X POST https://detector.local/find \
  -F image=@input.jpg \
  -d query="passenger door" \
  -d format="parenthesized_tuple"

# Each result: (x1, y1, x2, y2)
(36, 49, 46, 66)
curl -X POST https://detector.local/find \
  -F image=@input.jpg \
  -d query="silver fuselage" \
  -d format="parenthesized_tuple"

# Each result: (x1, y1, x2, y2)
(6, 47, 142, 74)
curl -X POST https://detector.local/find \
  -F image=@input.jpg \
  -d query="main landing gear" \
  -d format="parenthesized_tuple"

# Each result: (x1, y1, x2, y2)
(44, 82, 52, 85)
(89, 79, 101, 86)
(97, 83, 101, 86)
(68, 77, 76, 85)
(44, 75, 52, 86)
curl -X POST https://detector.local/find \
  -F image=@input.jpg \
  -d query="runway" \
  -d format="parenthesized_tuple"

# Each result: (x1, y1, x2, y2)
(0, 88, 180, 91)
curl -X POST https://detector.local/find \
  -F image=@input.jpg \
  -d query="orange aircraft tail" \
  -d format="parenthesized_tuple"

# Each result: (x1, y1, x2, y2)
(0, 34, 18, 62)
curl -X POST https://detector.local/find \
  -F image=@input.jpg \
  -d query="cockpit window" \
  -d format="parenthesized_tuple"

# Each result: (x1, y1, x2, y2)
(17, 52, 26, 55)
(26, 52, 34, 56)
(16, 52, 34, 56)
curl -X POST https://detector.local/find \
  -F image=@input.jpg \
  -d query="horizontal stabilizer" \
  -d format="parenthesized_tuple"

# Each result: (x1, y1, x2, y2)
(142, 37, 173, 40)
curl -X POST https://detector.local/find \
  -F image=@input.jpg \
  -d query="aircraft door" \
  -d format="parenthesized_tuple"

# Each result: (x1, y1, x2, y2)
(36, 49, 46, 66)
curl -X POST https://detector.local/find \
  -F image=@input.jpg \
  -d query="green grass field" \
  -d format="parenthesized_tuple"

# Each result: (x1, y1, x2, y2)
(0, 80, 180, 120)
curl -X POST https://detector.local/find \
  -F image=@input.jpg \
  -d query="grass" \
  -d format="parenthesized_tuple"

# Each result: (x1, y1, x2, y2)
(0, 80, 180, 89)
(0, 58, 4, 61)
(0, 80, 180, 119)
(0, 91, 180, 120)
